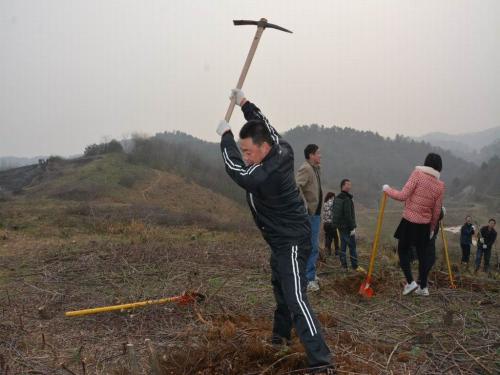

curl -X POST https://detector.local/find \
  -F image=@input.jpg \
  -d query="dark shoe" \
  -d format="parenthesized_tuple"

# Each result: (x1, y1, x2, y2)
(271, 335, 291, 348)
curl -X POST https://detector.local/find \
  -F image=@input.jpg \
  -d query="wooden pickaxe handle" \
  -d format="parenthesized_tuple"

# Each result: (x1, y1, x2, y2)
(224, 20, 267, 122)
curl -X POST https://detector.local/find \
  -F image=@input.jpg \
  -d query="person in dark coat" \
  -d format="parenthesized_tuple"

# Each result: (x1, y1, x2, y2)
(331, 179, 364, 273)
(475, 219, 497, 273)
(460, 216, 475, 265)
(216, 88, 333, 372)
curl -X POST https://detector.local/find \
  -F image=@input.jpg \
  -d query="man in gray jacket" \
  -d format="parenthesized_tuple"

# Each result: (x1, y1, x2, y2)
(297, 144, 322, 292)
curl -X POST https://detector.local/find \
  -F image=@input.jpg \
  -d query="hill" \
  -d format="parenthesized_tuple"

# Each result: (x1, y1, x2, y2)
(0, 155, 47, 171)
(144, 126, 477, 207)
(416, 126, 500, 164)
(449, 155, 500, 210)
(0, 153, 250, 230)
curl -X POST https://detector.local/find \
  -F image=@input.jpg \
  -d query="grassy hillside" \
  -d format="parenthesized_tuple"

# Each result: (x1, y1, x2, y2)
(0, 153, 251, 232)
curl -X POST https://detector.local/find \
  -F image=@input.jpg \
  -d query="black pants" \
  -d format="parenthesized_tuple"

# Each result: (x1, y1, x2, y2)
(323, 223, 339, 255)
(398, 242, 435, 289)
(395, 219, 432, 289)
(461, 243, 471, 263)
(270, 239, 332, 367)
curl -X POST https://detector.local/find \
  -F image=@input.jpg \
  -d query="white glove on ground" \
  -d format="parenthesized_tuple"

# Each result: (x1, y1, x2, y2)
(230, 88, 246, 106)
(382, 184, 390, 192)
(350, 229, 356, 236)
(216, 120, 231, 136)
(429, 231, 434, 239)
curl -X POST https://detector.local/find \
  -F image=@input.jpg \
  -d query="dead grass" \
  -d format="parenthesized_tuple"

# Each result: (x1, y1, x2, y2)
(0, 197, 499, 374)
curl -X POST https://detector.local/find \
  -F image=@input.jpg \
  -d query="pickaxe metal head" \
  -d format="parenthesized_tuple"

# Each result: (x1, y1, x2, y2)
(233, 18, 293, 33)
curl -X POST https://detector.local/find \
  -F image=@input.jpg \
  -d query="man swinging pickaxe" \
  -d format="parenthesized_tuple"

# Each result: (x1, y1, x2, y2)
(216, 19, 335, 373)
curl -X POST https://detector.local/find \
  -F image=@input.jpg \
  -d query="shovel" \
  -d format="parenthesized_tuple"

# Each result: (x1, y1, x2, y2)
(359, 193, 387, 297)
(65, 291, 205, 317)
(440, 222, 457, 288)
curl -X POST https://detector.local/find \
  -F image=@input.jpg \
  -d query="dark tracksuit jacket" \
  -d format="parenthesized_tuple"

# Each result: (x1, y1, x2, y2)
(220, 101, 331, 367)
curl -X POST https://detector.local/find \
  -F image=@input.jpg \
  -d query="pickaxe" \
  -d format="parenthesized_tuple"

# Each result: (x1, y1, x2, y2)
(224, 18, 292, 122)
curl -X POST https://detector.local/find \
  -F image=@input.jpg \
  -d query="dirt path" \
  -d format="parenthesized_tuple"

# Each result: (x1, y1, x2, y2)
(141, 170, 162, 201)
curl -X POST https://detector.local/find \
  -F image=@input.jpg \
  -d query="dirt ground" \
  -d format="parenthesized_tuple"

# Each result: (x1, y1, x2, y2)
(1, 200, 499, 374)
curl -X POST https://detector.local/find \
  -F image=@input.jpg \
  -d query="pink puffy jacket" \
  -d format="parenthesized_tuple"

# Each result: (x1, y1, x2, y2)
(386, 166, 445, 229)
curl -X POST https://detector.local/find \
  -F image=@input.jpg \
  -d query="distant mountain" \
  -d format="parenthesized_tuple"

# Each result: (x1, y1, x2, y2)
(416, 126, 500, 164)
(450, 155, 500, 211)
(0, 156, 46, 171)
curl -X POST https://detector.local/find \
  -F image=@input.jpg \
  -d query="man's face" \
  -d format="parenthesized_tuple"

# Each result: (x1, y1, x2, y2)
(466, 216, 472, 224)
(239, 138, 271, 166)
(342, 180, 352, 192)
(488, 220, 496, 230)
(309, 149, 321, 166)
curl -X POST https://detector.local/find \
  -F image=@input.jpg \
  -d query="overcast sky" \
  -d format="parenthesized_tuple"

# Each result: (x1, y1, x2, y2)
(1, 0, 499, 157)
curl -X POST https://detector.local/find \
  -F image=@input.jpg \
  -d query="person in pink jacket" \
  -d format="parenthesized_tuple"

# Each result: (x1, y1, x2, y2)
(383, 153, 445, 296)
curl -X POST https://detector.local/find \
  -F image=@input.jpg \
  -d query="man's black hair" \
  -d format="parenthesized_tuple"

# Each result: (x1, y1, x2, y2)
(340, 178, 350, 190)
(304, 144, 319, 160)
(239, 120, 274, 146)
(424, 153, 443, 172)
(489, 218, 496, 224)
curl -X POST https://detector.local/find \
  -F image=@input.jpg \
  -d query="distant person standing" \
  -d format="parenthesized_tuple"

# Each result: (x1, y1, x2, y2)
(475, 219, 497, 273)
(331, 179, 364, 273)
(297, 144, 322, 292)
(383, 153, 445, 296)
(322, 192, 339, 257)
(460, 216, 475, 266)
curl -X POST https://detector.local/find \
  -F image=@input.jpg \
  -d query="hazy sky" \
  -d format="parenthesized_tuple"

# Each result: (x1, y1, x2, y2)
(1, 1, 499, 157)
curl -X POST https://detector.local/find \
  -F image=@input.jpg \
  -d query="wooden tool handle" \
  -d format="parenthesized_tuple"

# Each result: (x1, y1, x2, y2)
(224, 22, 266, 122)
(366, 193, 387, 280)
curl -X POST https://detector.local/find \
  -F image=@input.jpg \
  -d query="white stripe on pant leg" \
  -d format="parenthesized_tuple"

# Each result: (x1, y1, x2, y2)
(293, 246, 318, 335)
(291, 245, 316, 336)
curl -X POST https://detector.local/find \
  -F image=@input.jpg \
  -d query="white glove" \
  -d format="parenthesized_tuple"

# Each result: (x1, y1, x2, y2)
(350, 229, 356, 236)
(441, 206, 446, 217)
(216, 120, 231, 136)
(382, 184, 390, 192)
(230, 88, 246, 107)
(480, 238, 484, 244)
(429, 231, 434, 239)
(483, 244, 487, 249)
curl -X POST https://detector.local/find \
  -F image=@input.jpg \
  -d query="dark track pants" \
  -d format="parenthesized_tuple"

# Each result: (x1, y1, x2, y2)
(270, 239, 332, 367)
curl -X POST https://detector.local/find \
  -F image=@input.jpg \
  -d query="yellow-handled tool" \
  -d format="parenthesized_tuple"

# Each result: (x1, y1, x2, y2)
(359, 193, 387, 298)
(65, 292, 205, 317)
(440, 222, 456, 288)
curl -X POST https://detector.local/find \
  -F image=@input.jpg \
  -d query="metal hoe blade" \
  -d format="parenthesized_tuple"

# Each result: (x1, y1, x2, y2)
(233, 19, 293, 33)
